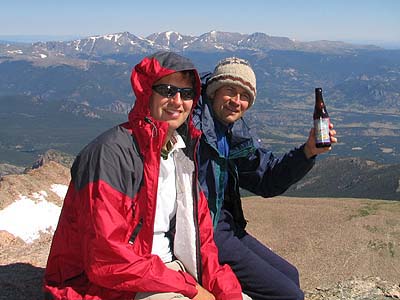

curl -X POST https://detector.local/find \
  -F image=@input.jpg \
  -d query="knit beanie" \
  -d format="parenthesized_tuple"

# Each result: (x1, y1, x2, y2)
(206, 57, 257, 106)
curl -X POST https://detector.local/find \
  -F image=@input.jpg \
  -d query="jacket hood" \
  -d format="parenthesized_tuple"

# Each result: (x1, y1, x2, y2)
(129, 51, 201, 139)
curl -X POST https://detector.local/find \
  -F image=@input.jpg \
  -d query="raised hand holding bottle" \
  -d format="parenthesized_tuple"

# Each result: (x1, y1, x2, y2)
(313, 88, 331, 148)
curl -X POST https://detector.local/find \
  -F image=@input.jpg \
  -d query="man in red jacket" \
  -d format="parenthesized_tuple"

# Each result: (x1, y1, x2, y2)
(44, 51, 246, 300)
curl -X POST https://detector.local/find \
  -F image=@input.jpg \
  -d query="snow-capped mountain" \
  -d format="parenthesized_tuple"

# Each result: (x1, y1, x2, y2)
(145, 31, 196, 51)
(31, 31, 162, 57)
(0, 30, 381, 61)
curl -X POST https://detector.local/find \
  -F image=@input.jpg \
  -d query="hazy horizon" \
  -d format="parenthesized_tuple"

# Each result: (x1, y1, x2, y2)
(1, 0, 399, 49)
(0, 32, 399, 50)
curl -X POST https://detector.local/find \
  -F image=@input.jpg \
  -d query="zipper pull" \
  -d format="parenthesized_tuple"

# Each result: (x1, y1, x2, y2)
(128, 218, 143, 244)
(144, 117, 158, 137)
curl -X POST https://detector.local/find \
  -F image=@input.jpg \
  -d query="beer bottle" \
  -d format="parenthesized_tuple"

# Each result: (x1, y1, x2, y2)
(314, 88, 331, 148)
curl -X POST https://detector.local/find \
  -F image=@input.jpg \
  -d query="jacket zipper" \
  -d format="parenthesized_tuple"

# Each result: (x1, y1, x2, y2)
(192, 137, 203, 284)
(129, 218, 143, 245)
(128, 117, 158, 246)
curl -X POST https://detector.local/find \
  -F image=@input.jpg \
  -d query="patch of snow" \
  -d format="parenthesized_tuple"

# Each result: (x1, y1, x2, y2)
(7, 49, 23, 54)
(103, 35, 113, 41)
(104, 33, 122, 42)
(50, 184, 68, 199)
(380, 147, 393, 154)
(0, 187, 67, 243)
(32, 190, 48, 200)
(165, 31, 182, 42)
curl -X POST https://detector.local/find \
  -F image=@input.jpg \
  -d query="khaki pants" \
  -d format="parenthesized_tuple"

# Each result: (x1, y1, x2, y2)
(134, 260, 251, 300)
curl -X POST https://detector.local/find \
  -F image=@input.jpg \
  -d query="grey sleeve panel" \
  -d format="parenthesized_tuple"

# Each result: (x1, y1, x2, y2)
(71, 126, 143, 199)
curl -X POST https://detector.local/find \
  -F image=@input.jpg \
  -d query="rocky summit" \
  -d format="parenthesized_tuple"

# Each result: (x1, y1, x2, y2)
(0, 158, 399, 299)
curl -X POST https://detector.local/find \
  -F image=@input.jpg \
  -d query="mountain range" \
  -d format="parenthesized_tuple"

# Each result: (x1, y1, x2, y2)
(1, 30, 399, 113)
(1, 30, 399, 109)
(0, 30, 399, 193)
(0, 30, 382, 58)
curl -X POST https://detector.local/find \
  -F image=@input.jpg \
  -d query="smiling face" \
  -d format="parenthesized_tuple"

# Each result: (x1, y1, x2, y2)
(211, 84, 251, 125)
(149, 71, 194, 134)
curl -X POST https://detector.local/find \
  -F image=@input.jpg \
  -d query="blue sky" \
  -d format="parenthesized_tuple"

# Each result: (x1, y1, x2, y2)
(1, 0, 399, 47)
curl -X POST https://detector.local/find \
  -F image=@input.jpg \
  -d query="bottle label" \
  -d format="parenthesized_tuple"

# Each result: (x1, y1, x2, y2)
(314, 118, 330, 143)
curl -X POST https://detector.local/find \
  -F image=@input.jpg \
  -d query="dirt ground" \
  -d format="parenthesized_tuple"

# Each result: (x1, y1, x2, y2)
(242, 196, 400, 291)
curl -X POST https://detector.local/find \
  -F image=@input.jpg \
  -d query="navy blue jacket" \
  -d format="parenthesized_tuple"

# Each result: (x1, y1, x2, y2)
(193, 93, 315, 229)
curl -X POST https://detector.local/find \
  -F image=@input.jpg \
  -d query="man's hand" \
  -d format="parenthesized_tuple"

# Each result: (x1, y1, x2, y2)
(192, 284, 216, 300)
(303, 122, 337, 159)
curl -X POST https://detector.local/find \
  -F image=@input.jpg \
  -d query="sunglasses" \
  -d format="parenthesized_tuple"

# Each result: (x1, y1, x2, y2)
(152, 84, 195, 101)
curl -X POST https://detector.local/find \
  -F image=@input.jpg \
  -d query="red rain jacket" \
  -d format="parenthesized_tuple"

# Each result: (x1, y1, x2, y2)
(43, 52, 242, 300)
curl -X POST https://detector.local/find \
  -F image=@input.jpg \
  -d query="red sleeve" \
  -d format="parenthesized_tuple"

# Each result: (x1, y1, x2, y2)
(196, 190, 243, 300)
(78, 180, 198, 298)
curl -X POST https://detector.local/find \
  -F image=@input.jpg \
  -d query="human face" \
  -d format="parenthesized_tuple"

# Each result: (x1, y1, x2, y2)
(149, 72, 194, 133)
(211, 84, 251, 125)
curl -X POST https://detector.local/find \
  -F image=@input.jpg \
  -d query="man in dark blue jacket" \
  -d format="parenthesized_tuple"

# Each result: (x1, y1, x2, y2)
(193, 57, 337, 300)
